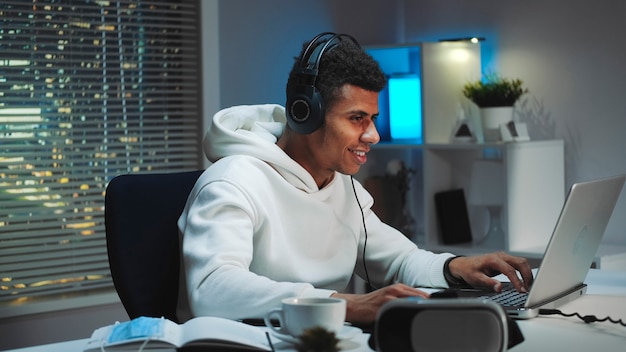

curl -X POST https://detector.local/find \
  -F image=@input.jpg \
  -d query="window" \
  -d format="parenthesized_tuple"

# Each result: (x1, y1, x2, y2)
(0, 0, 202, 306)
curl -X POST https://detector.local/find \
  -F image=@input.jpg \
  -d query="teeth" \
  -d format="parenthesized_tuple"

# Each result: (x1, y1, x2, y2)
(353, 150, 365, 156)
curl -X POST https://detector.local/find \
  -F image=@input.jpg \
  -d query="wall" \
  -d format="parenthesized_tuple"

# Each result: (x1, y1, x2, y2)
(217, 0, 334, 107)
(216, 0, 411, 107)
(217, 0, 626, 246)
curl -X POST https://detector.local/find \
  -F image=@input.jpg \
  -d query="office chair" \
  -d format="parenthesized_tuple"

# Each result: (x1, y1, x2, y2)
(105, 170, 204, 323)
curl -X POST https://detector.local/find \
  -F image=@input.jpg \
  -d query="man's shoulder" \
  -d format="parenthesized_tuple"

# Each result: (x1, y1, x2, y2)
(212, 154, 275, 170)
(203, 155, 276, 183)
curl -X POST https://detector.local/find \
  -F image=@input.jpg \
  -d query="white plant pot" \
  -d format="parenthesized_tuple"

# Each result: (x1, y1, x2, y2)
(480, 107, 514, 142)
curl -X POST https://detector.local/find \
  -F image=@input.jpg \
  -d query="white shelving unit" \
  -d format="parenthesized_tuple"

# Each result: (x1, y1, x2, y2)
(359, 40, 566, 259)
(363, 141, 565, 258)
(422, 140, 564, 256)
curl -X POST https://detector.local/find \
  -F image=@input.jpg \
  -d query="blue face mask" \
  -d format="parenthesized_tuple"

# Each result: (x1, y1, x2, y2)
(108, 316, 165, 344)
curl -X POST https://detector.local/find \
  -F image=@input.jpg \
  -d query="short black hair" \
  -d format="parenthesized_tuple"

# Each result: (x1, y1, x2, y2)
(286, 35, 387, 112)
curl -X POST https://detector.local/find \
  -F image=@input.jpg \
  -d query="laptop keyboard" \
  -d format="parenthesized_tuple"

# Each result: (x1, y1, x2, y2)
(479, 284, 528, 307)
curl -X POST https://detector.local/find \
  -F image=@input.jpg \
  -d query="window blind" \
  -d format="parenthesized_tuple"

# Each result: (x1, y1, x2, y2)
(0, 0, 202, 304)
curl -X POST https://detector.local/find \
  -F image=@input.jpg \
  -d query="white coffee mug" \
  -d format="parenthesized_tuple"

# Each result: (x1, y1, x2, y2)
(264, 297, 346, 337)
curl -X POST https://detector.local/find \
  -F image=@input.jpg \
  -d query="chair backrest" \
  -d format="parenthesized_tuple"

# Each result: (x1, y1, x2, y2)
(105, 170, 203, 323)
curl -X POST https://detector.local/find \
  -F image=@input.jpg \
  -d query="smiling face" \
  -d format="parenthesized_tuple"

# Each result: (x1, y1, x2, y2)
(280, 84, 380, 188)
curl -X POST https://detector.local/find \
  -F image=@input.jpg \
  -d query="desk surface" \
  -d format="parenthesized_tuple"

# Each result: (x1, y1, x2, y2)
(7, 269, 626, 352)
(513, 294, 626, 351)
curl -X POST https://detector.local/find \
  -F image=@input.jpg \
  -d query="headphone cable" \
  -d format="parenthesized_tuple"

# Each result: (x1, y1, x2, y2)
(351, 176, 372, 290)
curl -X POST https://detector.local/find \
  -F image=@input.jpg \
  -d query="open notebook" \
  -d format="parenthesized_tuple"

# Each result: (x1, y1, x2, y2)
(438, 174, 625, 319)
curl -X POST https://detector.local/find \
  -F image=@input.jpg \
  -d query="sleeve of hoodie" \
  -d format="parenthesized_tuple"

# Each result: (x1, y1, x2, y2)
(179, 178, 335, 320)
(351, 180, 455, 289)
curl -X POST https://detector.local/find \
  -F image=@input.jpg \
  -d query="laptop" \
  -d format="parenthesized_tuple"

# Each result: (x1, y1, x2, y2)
(437, 174, 626, 319)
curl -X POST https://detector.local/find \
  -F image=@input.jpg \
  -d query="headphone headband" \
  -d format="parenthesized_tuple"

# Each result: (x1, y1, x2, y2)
(299, 32, 358, 72)
(286, 32, 360, 134)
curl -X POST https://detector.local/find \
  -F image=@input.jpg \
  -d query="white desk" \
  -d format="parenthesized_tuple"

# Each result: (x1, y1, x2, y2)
(6, 269, 626, 352)
(512, 269, 626, 351)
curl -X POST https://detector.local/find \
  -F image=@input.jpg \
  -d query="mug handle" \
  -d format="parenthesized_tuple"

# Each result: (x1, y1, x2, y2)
(264, 308, 287, 334)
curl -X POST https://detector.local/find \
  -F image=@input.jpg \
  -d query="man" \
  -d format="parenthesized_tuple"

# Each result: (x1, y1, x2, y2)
(177, 32, 532, 324)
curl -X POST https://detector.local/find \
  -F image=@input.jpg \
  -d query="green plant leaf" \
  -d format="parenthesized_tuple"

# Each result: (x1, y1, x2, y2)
(462, 75, 529, 107)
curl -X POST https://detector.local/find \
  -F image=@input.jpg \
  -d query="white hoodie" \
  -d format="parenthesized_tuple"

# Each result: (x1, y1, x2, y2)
(177, 104, 454, 321)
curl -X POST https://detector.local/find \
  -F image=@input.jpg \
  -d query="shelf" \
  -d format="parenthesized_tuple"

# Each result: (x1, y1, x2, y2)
(374, 139, 423, 149)
(374, 139, 562, 150)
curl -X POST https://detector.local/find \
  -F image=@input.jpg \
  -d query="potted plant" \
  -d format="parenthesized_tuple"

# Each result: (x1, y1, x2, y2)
(462, 74, 528, 141)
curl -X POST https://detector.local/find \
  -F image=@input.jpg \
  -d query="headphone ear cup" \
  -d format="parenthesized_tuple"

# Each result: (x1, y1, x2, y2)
(286, 84, 324, 134)
(286, 32, 357, 134)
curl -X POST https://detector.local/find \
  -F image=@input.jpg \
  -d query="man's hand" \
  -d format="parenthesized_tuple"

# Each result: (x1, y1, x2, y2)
(448, 252, 533, 293)
(331, 284, 429, 324)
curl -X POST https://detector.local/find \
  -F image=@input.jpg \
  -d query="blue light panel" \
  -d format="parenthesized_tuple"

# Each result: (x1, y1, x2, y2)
(366, 45, 422, 142)
(388, 74, 422, 141)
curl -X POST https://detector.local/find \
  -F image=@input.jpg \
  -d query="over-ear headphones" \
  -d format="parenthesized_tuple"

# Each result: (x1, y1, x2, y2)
(286, 32, 360, 134)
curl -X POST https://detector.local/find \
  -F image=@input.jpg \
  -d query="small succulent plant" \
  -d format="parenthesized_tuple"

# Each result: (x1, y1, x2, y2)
(296, 326, 340, 352)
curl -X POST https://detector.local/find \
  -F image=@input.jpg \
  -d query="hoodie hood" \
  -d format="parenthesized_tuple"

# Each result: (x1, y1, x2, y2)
(203, 104, 320, 191)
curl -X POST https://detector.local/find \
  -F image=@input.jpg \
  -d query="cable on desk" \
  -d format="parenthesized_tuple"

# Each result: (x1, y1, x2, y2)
(539, 309, 626, 326)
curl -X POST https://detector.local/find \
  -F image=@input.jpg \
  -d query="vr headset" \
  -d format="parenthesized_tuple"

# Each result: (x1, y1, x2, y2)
(373, 297, 524, 352)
